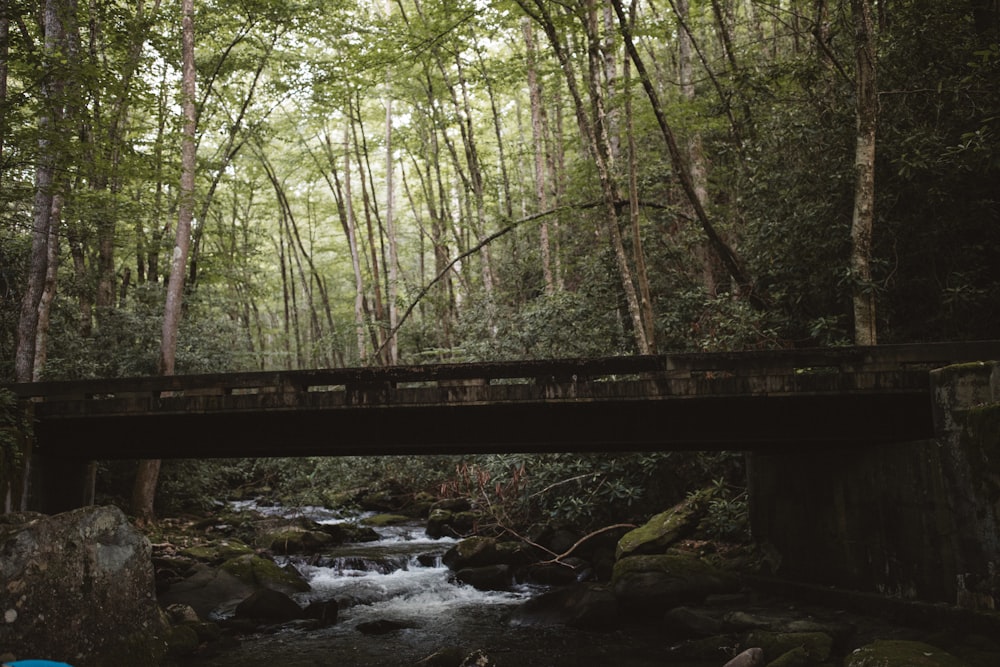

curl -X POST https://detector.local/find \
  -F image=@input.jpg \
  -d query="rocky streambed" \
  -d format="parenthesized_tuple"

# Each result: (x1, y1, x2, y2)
(4, 493, 999, 667)
(148, 495, 1000, 667)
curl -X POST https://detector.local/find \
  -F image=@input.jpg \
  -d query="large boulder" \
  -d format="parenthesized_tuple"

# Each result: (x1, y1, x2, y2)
(612, 553, 739, 613)
(0, 506, 166, 666)
(616, 489, 712, 560)
(509, 583, 619, 631)
(845, 640, 970, 667)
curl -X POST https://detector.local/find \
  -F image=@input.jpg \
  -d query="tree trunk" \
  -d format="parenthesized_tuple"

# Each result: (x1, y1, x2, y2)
(610, 0, 760, 308)
(134, 0, 196, 525)
(850, 0, 878, 345)
(15, 0, 68, 383)
(523, 18, 554, 294)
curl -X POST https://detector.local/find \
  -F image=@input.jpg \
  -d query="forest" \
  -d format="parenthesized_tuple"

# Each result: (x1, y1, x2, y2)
(1, 0, 998, 521)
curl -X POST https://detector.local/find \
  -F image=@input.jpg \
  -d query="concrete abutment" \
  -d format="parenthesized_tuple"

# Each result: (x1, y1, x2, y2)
(749, 360, 1000, 607)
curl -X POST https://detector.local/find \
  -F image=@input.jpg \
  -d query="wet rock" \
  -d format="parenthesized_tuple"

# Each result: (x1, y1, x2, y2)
(430, 497, 472, 513)
(443, 536, 499, 570)
(526, 558, 591, 586)
(218, 553, 311, 595)
(845, 640, 970, 667)
(165, 623, 201, 657)
(766, 646, 811, 667)
(302, 598, 339, 626)
(459, 648, 496, 666)
(0, 506, 166, 666)
(509, 582, 619, 631)
(426, 508, 478, 539)
(158, 562, 257, 619)
(455, 564, 512, 591)
(180, 538, 255, 563)
(611, 554, 739, 612)
(723, 647, 764, 667)
(664, 606, 726, 637)
(233, 588, 303, 622)
(669, 635, 744, 663)
(259, 528, 334, 554)
(362, 513, 411, 527)
(616, 488, 713, 559)
(165, 603, 201, 624)
(744, 629, 833, 663)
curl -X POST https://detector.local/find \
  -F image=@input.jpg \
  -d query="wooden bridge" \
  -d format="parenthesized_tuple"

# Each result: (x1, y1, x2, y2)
(8, 341, 1000, 461)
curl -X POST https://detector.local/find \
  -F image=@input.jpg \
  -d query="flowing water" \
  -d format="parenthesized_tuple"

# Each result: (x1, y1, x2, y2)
(187, 506, 724, 667)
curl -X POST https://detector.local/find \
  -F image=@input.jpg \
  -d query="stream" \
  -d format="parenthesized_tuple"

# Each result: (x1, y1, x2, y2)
(186, 504, 725, 667)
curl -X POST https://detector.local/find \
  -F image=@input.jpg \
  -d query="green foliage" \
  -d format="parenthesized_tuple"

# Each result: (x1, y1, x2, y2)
(697, 479, 750, 542)
(0, 390, 29, 488)
(442, 451, 746, 533)
(41, 284, 244, 380)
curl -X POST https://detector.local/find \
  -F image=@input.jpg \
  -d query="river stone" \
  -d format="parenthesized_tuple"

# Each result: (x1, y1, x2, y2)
(612, 554, 739, 612)
(219, 553, 311, 594)
(157, 562, 257, 619)
(845, 640, 970, 667)
(745, 629, 833, 662)
(456, 564, 512, 591)
(508, 582, 619, 631)
(616, 488, 713, 560)
(765, 646, 811, 667)
(0, 506, 166, 666)
(443, 536, 499, 570)
(233, 588, 303, 621)
(722, 647, 764, 667)
(664, 606, 725, 636)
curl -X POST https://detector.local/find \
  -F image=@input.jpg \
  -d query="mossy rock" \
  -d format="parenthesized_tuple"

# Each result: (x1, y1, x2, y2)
(616, 488, 714, 559)
(745, 630, 833, 662)
(443, 536, 499, 570)
(181, 539, 254, 563)
(260, 529, 333, 554)
(845, 640, 970, 667)
(362, 513, 410, 527)
(165, 624, 200, 657)
(766, 646, 811, 667)
(612, 554, 739, 610)
(219, 554, 310, 594)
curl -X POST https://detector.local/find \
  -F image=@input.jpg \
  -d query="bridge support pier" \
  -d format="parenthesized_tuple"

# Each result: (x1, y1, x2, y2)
(748, 361, 1000, 607)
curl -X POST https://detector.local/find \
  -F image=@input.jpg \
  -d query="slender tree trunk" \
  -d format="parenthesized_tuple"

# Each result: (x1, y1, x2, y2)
(850, 0, 877, 345)
(32, 194, 63, 381)
(383, 0, 399, 364)
(677, 0, 720, 296)
(523, 18, 554, 294)
(610, 0, 759, 307)
(624, 4, 656, 351)
(133, 0, 196, 525)
(15, 0, 68, 383)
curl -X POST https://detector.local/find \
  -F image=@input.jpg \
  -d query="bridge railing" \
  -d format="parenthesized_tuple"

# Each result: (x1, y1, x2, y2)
(5, 341, 999, 406)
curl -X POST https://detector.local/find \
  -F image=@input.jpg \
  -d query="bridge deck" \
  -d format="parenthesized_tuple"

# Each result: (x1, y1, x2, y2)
(8, 341, 1000, 459)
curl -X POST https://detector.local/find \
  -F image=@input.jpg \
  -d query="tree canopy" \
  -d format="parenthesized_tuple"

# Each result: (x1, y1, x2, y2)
(1, 0, 998, 380)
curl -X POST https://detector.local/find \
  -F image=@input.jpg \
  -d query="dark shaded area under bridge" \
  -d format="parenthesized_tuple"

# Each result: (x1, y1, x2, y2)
(9, 341, 1000, 460)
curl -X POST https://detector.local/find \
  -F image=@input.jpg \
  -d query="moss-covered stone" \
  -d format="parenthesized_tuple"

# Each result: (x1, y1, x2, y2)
(766, 646, 811, 667)
(219, 554, 310, 593)
(615, 488, 713, 560)
(181, 539, 254, 563)
(362, 513, 410, 527)
(443, 536, 499, 570)
(845, 640, 970, 667)
(165, 624, 200, 657)
(612, 554, 738, 611)
(745, 630, 832, 663)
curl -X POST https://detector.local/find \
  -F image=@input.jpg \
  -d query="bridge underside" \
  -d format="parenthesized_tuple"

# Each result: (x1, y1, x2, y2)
(36, 391, 933, 460)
